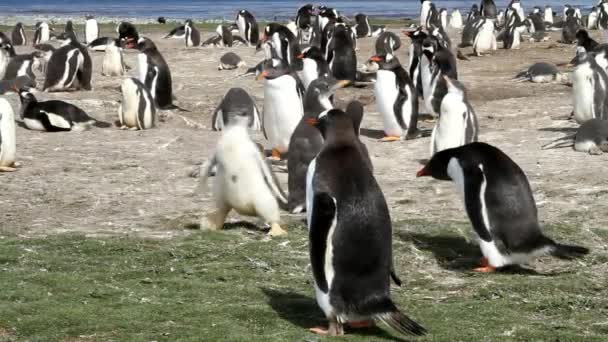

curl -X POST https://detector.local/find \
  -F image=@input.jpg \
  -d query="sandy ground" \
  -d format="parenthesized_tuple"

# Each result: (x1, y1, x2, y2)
(1, 26, 607, 240)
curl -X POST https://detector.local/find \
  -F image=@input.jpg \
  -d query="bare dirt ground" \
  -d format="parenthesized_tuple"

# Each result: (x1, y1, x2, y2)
(1, 25, 607, 243)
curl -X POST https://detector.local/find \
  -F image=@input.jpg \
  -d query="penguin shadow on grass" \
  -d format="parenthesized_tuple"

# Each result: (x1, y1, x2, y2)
(397, 232, 555, 276)
(186, 220, 269, 234)
(261, 288, 400, 341)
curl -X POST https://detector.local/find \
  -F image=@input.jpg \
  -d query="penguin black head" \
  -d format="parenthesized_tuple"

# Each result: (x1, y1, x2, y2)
(404, 27, 427, 43)
(306, 108, 357, 141)
(0, 41, 16, 57)
(185, 19, 194, 27)
(65, 20, 74, 33)
(85, 15, 95, 20)
(416, 147, 458, 180)
(158, 17, 167, 24)
(297, 46, 325, 62)
(134, 37, 157, 52)
(56, 31, 78, 44)
(118, 22, 139, 48)
(575, 29, 591, 42)
(256, 59, 290, 80)
(304, 77, 350, 113)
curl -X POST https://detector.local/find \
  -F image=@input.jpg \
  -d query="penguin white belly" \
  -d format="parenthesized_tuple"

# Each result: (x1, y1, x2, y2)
(305, 158, 316, 228)
(433, 94, 468, 154)
(408, 44, 415, 71)
(311, 206, 338, 318)
(572, 64, 596, 124)
(544, 10, 553, 24)
(16, 60, 31, 78)
(85, 20, 99, 43)
(0, 52, 9, 80)
(41, 27, 50, 43)
(263, 77, 303, 152)
(0, 99, 16, 166)
(474, 27, 495, 53)
(138, 54, 148, 83)
(102, 45, 123, 76)
(440, 13, 448, 29)
(420, 2, 431, 27)
(298, 59, 318, 90)
(237, 16, 246, 38)
(24, 118, 47, 131)
(185, 27, 193, 47)
(420, 57, 433, 103)
(120, 81, 140, 128)
(588, 14, 598, 29)
(375, 70, 402, 136)
(45, 111, 72, 129)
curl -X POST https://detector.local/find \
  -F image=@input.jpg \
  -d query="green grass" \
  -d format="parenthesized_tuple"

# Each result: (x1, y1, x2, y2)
(0, 219, 606, 341)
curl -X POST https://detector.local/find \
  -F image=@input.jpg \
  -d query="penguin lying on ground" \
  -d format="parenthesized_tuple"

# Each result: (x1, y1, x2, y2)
(197, 112, 288, 237)
(217, 52, 246, 70)
(417, 142, 589, 272)
(542, 118, 608, 155)
(18, 89, 111, 131)
(0, 97, 19, 172)
(514, 62, 568, 83)
(305, 108, 426, 337)
(202, 25, 248, 47)
(117, 78, 156, 130)
(88, 37, 116, 52)
(211, 87, 260, 131)
(164, 25, 186, 39)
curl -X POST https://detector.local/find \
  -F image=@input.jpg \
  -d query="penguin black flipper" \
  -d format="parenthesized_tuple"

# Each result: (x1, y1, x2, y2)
(393, 66, 419, 140)
(255, 152, 289, 210)
(232, 35, 248, 45)
(309, 192, 337, 292)
(461, 165, 493, 242)
(211, 102, 223, 131)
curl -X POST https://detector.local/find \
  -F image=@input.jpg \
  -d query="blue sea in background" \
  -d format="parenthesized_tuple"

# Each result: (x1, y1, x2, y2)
(0, 0, 594, 22)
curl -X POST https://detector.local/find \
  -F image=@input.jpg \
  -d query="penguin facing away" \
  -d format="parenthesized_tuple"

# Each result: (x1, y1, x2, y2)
(11, 23, 27, 46)
(0, 97, 18, 172)
(417, 142, 589, 272)
(118, 77, 156, 130)
(18, 90, 111, 131)
(197, 113, 288, 237)
(211, 87, 260, 131)
(305, 108, 426, 337)
(327, 23, 357, 82)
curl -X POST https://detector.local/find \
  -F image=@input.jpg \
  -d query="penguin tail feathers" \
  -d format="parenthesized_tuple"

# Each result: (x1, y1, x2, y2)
(374, 310, 427, 337)
(93, 120, 112, 128)
(550, 242, 590, 260)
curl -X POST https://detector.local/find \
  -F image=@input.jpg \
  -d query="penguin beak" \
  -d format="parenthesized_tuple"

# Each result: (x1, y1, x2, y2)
(416, 167, 430, 177)
(256, 71, 269, 81)
(296, 53, 305, 59)
(369, 56, 382, 62)
(305, 118, 319, 126)
(403, 30, 414, 37)
(331, 80, 351, 91)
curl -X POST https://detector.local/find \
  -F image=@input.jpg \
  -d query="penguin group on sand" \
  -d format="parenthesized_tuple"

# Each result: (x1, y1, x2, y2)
(0, 0, 599, 339)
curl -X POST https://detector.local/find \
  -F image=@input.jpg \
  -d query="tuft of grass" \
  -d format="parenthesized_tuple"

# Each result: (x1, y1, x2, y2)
(0, 218, 606, 341)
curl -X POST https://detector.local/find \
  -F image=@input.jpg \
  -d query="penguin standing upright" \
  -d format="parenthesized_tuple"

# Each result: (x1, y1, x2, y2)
(197, 113, 288, 237)
(439, 8, 448, 30)
(354, 13, 385, 38)
(184, 20, 201, 47)
(44, 31, 92, 91)
(562, 9, 581, 44)
(305, 108, 426, 337)
(258, 58, 304, 159)
(287, 77, 349, 213)
(420, 0, 433, 28)
(571, 52, 608, 124)
(118, 77, 156, 130)
(503, 11, 527, 50)
(420, 35, 458, 117)
(33, 22, 51, 45)
(370, 53, 418, 141)
(473, 18, 497, 55)
(296, 46, 329, 90)
(326, 23, 357, 82)
(0, 97, 18, 172)
(479, 0, 497, 19)
(235, 10, 259, 46)
(296, 4, 315, 44)
(11, 23, 26, 46)
(375, 31, 401, 56)
(417, 142, 589, 272)
(599, 2, 608, 31)
(211, 87, 260, 131)
(588, 7, 599, 30)
(65, 21, 75, 35)
(262, 23, 300, 67)
(84, 15, 99, 44)
(544, 6, 554, 24)
(102, 39, 125, 76)
(405, 28, 427, 99)
(450, 10, 463, 29)
(430, 76, 478, 156)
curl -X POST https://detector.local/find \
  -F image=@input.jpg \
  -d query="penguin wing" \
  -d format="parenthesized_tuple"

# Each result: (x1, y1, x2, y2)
(211, 102, 224, 131)
(250, 102, 262, 131)
(255, 151, 288, 206)
(462, 165, 493, 242)
(232, 35, 249, 45)
(393, 67, 412, 130)
(309, 192, 337, 292)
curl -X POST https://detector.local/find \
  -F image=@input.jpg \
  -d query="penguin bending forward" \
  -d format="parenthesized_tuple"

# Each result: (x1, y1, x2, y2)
(305, 108, 426, 337)
(0, 97, 18, 172)
(44, 31, 93, 92)
(417, 142, 589, 272)
(118, 78, 156, 130)
(198, 113, 288, 237)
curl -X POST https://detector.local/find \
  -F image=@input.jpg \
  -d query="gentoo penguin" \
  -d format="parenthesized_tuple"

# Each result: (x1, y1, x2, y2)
(261, 23, 300, 68)
(202, 25, 247, 48)
(480, 0, 498, 19)
(375, 31, 401, 56)
(354, 13, 385, 38)
(117, 77, 156, 130)
(184, 20, 201, 47)
(44, 31, 92, 92)
(84, 16, 99, 44)
(526, 10, 547, 42)
(544, 6, 554, 25)
(514, 62, 567, 83)
(588, 7, 599, 30)
(33, 44, 54, 74)
(65, 21, 75, 35)
(235, 10, 259, 46)
(506, 0, 525, 24)
(466, 4, 480, 23)
(599, 2, 608, 31)
(1, 45, 38, 84)
(0, 97, 18, 172)
(473, 18, 497, 55)
(306, 108, 426, 337)
(425, 4, 442, 29)
(18, 90, 110, 131)
(571, 52, 608, 124)
(496, 10, 505, 27)
(404, 28, 427, 99)
(158, 17, 167, 24)
(296, 46, 329, 90)
(574, 29, 599, 56)
(285, 21, 298, 37)
(217, 52, 245, 70)
(102, 39, 125, 76)
(417, 142, 589, 272)
(460, 16, 483, 48)
(211, 87, 260, 131)
(326, 23, 357, 82)
(562, 9, 580, 44)
(197, 112, 288, 237)
(258, 58, 304, 160)
(370, 53, 418, 141)
(439, 8, 448, 30)
(430, 76, 478, 156)
(164, 25, 186, 39)
(88, 37, 114, 52)
(450, 9, 463, 29)
(0, 41, 11, 80)
(542, 118, 608, 155)
(11, 23, 26, 46)
(287, 77, 349, 213)
(420, 0, 433, 28)
(420, 34, 458, 118)
(33, 22, 51, 45)
(295, 4, 315, 44)
(503, 11, 527, 50)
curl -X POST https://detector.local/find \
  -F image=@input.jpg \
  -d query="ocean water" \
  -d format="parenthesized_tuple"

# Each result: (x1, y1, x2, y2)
(0, 0, 594, 24)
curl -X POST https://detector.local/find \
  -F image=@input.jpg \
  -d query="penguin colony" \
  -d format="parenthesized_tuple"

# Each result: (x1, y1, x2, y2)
(0, 0, 603, 339)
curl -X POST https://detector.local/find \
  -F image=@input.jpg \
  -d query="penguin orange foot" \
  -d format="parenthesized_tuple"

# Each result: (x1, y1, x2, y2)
(269, 148, 282, 160)
(473, 257, 497, 273)
(309, 321, 344, 336)
(380, 135, 401, 142)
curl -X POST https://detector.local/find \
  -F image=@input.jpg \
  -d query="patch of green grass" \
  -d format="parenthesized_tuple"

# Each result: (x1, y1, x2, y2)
(0, 219, 606, 341)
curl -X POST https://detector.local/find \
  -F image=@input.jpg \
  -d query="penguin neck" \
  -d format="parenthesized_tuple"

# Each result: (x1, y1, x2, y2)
(304, 93, 332, 117)
(323, 123, 357, 147)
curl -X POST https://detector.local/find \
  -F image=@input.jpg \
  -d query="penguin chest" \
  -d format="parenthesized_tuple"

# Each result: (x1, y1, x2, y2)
(0, 52, 9, 79)
(185, 27, 193, 46)
(103, 46, 123, 76)
(433, 94, 469, 153)
(237, 16, 247, 37)
(263, 77, 303, 152)
(298, 59, 319, 90)
(138, 54, 148, 84)
(420, 57, 434, 103)
(374, 70, 402, 136)
(474, 26, 495, 52)
(0, 102, 16, 166)
(572, 64, 596, 124)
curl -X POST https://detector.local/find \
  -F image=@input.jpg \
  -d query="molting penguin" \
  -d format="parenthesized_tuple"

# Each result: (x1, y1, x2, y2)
(11, 23, 26, 46)
(211, 87, 260, 131)
(258, 58, 304, 160)
(417, 142, 589, 272)
(480, 0, 498, 19)
(326, 23, 357, 82)
(450, 9, 463, 29)
(514, 62, 567, 83)
(287, 77, 349, 213)
(473, 18, 497, 55)
(305, 108, 426, 337)
(571, 52, 608, 124)
(102, 39, 125, 76)
(197, 112, 288, 237)
(18, 90, 111, 131)
(430, 76, 478, 156)
(370, 53, 418, 141)
(117, 77, 156, 130)
(164, 25, 186, 39)
(44, 31, 93, 91)
(542, 118, 608, 155)
(235, 10, 259, 46)
(33, 22, 51, 45)
(218, 52, 246, 70)
(296, 46, 330, 90)
(184, 20, 201, 47)
(84, 15, 99, 44)
(0, 97, 18, 172)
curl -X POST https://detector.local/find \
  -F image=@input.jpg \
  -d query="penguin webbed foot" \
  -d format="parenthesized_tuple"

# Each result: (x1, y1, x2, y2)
(309, 320, 344, 336)
(267, 223, 287, 237)
(473, 257, 497, 273)
(380, 135, 402, 142)
(0, 166, 18, 172)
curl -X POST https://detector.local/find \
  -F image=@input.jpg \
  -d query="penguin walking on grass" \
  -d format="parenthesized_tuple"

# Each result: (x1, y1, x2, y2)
(417, 142, 589, 272)
(305, 108, 426, 337)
